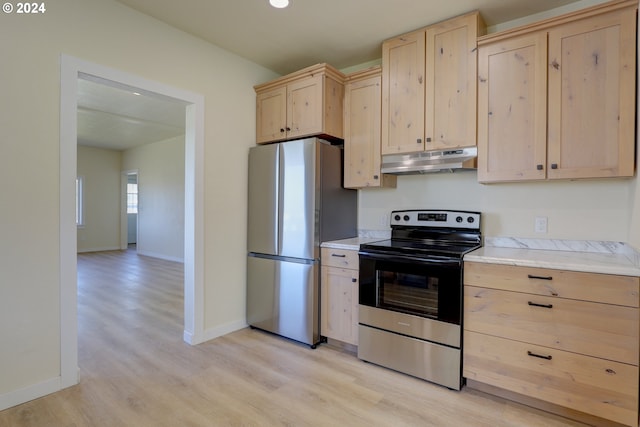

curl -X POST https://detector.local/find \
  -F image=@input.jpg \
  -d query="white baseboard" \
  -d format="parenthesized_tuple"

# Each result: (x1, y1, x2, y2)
(77, 246, 120, 253)
(202, 319, 248, 342)
(183, 329, 195, 344)
(136, 249, 184, 263)
(0, 376, 62, 411)
(184, 319, 247, 345)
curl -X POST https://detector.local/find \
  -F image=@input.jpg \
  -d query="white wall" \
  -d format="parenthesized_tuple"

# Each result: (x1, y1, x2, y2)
(122, 136, 185, 262)
(77, 146, 122, 252)
(0, 0, 277, 404)
(359, 173, 634, 243)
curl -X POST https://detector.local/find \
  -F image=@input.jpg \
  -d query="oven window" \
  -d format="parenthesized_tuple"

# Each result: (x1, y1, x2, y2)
(377, 270, 439, 318)
(359, 255, 462, 324)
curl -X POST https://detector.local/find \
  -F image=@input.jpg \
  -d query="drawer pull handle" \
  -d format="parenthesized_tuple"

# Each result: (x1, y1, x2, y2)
(351, 278, 357, 283)
(528, 301, 553, 309)
(528, 274, 553, 281)
(527, 351, 552, 360)
(606, 368, 617, 375)
(331, 254, 346, 258)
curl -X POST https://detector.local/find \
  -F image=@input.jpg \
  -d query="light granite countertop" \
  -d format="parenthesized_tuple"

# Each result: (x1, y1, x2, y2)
(323, 234, 640, 277)
(321, 236, 387, 251)
(465, 237, 640, 277)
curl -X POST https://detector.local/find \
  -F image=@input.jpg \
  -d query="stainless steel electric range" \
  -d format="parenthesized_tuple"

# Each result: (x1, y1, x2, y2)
(358, 209, 482, 390)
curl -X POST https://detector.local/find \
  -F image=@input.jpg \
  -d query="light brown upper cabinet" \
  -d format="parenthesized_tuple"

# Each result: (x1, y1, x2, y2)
(343, 67, 396, 189)
(255, 63, 345, 144)
(381, 12, 486, 155)
(478, 0, 637, 183)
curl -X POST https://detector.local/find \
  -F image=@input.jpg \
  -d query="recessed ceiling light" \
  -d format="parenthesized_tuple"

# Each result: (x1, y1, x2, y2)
(269, 0, 289, 8)
(132, 92, 141, 96)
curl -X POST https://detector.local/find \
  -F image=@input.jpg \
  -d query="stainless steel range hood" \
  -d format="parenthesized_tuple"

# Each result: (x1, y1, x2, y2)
(381, 147, 477, 175)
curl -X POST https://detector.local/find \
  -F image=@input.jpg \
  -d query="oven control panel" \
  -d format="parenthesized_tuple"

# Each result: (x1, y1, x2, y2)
(390, 210, 480, 230)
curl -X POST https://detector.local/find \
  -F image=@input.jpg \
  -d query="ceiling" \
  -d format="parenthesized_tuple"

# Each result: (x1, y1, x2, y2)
(80, 0, 595, 151)
(115, 0, 591, 75)
(77, 75, 187, 150)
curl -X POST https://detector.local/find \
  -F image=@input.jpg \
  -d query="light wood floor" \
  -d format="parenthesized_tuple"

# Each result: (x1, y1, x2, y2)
(0, 247, 590, 427)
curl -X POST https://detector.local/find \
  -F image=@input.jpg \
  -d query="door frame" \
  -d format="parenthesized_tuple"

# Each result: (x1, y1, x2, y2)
(60, 54, 205, 389)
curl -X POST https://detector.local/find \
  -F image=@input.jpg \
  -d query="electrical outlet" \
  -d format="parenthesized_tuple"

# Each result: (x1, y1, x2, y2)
(534, 216, 548, 234)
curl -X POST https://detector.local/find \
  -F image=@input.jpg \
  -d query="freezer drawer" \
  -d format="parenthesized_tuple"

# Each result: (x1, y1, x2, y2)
(247, 254, 319, 346)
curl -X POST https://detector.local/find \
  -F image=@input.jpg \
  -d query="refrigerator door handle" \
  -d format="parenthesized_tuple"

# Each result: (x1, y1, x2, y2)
(277, 145, 284, 255)
(274, 147, 280, 252)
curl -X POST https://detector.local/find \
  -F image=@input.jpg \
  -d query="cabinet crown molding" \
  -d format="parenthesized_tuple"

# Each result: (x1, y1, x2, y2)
(479, 0, 637, 45)
(254, 63, 345, 92)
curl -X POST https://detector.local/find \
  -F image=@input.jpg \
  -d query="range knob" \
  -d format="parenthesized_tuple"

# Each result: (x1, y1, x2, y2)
(467, 216, 475, 223)
(456, 216, 463, 223)
(403, 215, 410, 221)
(394, 214, 401, 221)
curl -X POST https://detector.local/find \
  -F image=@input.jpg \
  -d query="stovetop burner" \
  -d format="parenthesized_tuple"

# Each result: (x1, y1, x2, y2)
(360, 209, 482, 259)
(360, 238, 480, 258)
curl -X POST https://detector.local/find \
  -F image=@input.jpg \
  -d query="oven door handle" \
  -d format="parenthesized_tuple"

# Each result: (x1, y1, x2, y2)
(358, 251, 461, 268)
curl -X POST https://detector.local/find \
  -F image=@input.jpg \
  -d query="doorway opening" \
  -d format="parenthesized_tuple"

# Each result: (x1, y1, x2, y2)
(126, 171, 138, 250)
(60, 55, 205, 389)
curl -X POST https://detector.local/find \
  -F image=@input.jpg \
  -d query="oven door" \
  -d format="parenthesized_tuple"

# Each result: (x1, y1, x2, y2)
(358, 251, 462, 325)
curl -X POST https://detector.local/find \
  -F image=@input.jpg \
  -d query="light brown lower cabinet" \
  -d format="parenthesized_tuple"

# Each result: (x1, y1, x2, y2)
(320, 247, 359, 346)
(463, 261, 640, 426)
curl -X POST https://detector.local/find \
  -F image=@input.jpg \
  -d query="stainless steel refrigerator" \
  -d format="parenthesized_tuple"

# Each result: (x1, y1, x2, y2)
(247, 137, 357, 347)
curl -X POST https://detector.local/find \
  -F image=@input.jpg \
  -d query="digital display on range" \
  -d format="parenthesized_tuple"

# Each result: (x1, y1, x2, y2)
(418, 213, 447, 222)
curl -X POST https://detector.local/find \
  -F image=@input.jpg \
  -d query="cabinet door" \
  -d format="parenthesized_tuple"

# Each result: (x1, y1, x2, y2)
(547, 9, 636, 179)
(256, 86, 287, 144)
(344, 73, 396, 189)
(425, 13, 479, 151)
(287, 74, 323, 140)
(321, 266, 358, 345)
(381, 31, 426, 154)
(477, 32, 548, 182)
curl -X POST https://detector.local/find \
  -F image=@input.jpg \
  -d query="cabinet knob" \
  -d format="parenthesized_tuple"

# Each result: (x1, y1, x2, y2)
(351, 278, 357, 283)
(286, 127, 291, 132)
(536, 164, 543, 170)
(426, 137, 432, 143)
(280, 128, 285, 133)
(417, 138, 422, 144)
(373, 175, 379, 180)
(551, 163, 558, 169)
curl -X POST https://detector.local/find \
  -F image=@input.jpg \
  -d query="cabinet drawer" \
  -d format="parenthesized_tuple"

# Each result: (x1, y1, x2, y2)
(321, 247, 359, 270)
(464, 286, 639, 365)
(463, 331, 639, 426)
(464, 262, 639, 307)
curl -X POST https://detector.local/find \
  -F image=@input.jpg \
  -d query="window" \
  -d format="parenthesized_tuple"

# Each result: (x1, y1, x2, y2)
(127, 181, 138, 214)
(76, 176, 84, 226)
